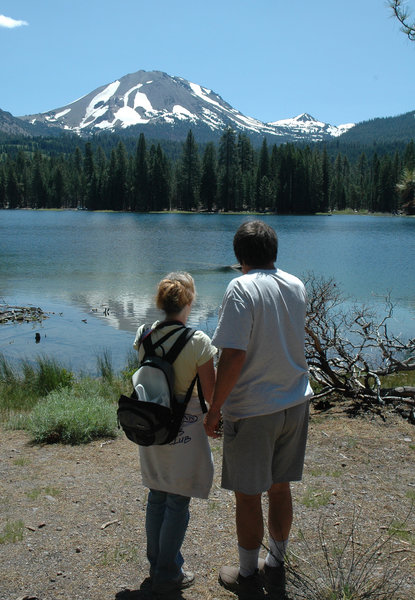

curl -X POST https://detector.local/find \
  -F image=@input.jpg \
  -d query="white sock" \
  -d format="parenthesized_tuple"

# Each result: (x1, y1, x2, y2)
(238, 545, 261, 577)
(265, 538, 288, 567)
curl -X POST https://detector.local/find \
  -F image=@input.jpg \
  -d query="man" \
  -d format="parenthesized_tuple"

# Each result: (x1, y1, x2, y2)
(205, 220, 313, 596)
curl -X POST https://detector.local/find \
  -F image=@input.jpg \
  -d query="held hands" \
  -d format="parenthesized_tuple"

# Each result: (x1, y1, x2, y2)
(204, 408, 222, 439)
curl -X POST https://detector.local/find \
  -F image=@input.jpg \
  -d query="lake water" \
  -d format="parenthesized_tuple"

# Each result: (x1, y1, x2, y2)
(1, 210, 414, 374)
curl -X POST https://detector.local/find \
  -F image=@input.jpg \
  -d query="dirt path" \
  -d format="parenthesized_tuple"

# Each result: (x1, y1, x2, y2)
(1, 408, 414, 600)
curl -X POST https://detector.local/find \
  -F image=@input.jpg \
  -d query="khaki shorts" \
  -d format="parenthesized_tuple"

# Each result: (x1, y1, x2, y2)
(221, 401, 309, 495)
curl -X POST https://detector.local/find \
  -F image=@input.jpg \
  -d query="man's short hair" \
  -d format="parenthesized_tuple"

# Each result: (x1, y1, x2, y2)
(233, 221, 278, 267)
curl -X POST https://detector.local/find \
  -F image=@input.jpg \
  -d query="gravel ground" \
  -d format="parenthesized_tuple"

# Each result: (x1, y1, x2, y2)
(1, 406, 415, 600)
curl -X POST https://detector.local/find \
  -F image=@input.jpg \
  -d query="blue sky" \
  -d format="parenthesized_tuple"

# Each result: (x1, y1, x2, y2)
(1, 0, 414, 126)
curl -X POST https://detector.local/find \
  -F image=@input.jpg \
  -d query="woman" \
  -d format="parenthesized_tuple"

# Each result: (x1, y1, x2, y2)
(133, 272, 216, 595)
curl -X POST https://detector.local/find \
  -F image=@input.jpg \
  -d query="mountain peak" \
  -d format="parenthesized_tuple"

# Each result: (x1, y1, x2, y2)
(16, 69, 355, 144)
(294, 113, 317, 122)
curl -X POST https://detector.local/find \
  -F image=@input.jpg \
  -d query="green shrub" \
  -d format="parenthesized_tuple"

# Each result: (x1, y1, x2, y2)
(0, 353, 73, 416)
(27, 383, 118, 444)
(0, 354, 18, 385)
(96, 348, 114, 383)
(121, 348, 139, 380)
(31, 356, 73, 395)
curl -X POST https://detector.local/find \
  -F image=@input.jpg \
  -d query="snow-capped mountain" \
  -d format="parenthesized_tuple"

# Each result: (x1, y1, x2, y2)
(20, 70, 354, 144)
(269, 113, 354, 138)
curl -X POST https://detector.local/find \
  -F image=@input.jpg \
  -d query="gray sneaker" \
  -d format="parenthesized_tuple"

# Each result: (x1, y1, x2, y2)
(152, 570, 195, 595)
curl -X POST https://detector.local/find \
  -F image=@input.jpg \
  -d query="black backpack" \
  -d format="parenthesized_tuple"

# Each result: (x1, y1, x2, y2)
(117, 322, 207, 446)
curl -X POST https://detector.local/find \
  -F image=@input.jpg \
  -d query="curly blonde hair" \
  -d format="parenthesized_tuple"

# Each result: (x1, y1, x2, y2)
(156, 272, 195, 315)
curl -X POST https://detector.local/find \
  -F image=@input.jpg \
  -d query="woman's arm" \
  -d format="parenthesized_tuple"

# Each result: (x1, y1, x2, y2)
(197, 357, 216, 405)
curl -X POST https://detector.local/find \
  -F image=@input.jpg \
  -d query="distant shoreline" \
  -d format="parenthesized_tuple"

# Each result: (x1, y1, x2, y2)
(1, 207, 411, 217)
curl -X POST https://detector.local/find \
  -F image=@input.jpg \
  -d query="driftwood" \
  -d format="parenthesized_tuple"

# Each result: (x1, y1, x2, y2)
(304, 274, 415, 422)
(0, 305, 48, 324)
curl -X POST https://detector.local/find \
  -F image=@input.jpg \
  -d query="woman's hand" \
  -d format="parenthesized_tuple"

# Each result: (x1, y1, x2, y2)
(204, 407, 222, 438)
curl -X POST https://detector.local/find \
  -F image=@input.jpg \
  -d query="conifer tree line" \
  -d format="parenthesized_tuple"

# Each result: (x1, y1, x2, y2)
(1, 128, 414, 214)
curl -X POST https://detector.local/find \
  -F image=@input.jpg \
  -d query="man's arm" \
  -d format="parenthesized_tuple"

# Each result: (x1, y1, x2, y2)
(197, 358, 215, 405)
(204, 348, 246, 438)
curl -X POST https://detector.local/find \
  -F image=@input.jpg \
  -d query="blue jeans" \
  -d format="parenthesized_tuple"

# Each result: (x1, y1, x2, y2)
(145, 489, 191, 583)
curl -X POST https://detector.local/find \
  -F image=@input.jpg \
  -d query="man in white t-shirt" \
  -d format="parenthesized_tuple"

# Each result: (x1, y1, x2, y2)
(205, 220, 313, 596)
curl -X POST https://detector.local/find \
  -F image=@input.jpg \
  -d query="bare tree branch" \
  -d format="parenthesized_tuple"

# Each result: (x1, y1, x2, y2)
(305, 274, 415, 422)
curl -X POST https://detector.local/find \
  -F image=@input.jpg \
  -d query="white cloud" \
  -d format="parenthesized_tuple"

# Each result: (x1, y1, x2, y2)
(0, 14, 28, 29)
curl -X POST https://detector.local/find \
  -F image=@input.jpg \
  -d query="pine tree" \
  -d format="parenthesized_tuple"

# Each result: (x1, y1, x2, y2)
(83, 143, 100, 210)
(277, 144, 296, 213)
(369, 153, 381, 212)
(218, 128, 237, 211)
(0, 166, 5, 208)
(308, 150, 323, 213)
(321, 146, 331, 212)
(133, 133, 149, 211)
(149, 144, 170, 211)
(51, 162, 67, 208)
(404, 140, 415, 170)
(95, 146, 108, 210)
(6, 165, 22, 209)
(200, 142, 217, 211)
(30, 151, 48, 208)
(354, 152, 369, 211)
(378, 155, 397, 212)
(70, 147, 85, 209)
(331, 153, 346, 210)
(177, 130, 200, 211)
(237, 134, 255, 210)
(116, 141, 130, 211)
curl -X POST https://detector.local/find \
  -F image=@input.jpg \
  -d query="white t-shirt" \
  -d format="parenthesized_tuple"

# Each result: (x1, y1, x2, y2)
(133, 321, 216, 498)
(212, 269, 313, 421)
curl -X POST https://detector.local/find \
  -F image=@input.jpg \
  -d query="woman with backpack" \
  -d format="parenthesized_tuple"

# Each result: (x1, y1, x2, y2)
(133, 271, 216, 595)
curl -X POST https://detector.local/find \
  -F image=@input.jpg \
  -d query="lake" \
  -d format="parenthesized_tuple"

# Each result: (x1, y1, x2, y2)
(1, 210, 414, 374)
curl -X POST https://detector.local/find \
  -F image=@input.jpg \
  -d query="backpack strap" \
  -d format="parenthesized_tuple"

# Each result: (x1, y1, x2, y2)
(197, 376, 208, 414)
(140, 323, 207, 412)
(164, 327, 195, 364)
(142, 327, 181, 357)
(179, 374, 208, 414)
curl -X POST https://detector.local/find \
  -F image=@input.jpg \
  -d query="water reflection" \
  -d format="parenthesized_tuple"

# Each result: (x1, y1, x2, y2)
(1, 211, 414, 373)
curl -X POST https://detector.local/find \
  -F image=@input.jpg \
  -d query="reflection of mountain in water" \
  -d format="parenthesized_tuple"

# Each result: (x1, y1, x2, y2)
(70, 292, 220, 336)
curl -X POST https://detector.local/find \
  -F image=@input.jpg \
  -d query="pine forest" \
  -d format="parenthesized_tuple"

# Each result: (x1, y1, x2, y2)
(1, 128, 415, 215)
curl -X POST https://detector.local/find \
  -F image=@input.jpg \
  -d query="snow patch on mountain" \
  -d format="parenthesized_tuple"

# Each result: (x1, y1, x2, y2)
(173, 105, 195, 119)
(269, 113, 355, 138)
(21, 70, 355, 143)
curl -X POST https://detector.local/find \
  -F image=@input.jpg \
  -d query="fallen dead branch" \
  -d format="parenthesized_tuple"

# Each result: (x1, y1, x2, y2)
(305, 274, 415, 422)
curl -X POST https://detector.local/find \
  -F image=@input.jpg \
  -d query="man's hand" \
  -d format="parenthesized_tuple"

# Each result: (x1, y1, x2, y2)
(204, 408, 222, 438)
(204, 348, 246, 438)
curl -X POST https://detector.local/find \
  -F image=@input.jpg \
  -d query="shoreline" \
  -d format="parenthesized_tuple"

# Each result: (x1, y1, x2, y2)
(1, 207, 411, 217)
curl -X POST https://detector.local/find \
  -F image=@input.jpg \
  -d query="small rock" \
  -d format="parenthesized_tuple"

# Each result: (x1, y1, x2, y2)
(75, 547, 81, 553)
